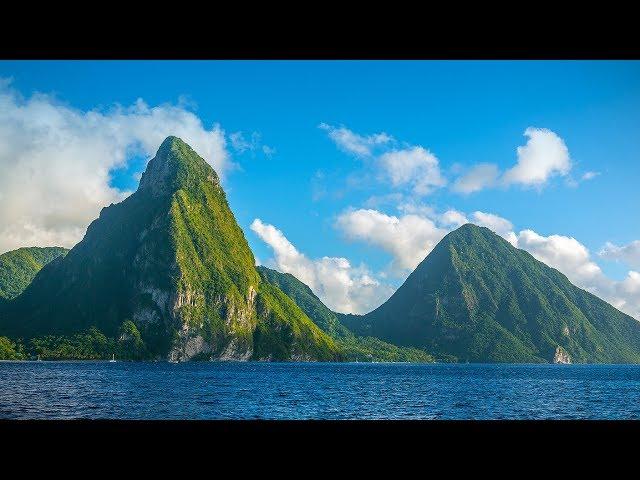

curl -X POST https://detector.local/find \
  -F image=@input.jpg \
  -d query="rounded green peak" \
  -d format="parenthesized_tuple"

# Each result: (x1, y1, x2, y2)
(446, 223, 501, 241)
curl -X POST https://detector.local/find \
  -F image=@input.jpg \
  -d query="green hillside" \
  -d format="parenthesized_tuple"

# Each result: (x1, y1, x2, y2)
(257, 266, 433, 362)
(342, 224, 640, 363)
(0, 247, 68, 300)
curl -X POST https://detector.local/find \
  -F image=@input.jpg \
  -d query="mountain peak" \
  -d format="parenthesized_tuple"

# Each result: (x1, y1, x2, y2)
(349, 218, 640, 363)
(446, 223, 496, 240)
(138, 136, 219, 196)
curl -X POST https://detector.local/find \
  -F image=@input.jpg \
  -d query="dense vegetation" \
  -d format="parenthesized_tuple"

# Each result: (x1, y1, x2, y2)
(0, 137, 339, 361)
(343, 224, 640, 363)
(0, 321, 147, 360)
(0, 247, 68, 300)
(0, 336, 25, 360)
(258, 266, 433, 362)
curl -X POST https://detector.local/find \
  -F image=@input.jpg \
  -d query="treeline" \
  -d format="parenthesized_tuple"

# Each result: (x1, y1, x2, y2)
(0, 320, 147, 360)
(338, 336, 434, 363)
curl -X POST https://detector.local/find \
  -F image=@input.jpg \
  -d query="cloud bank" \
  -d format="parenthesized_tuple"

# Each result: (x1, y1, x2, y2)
(250, 219, 393, 314)
(0, 80, 231, 253)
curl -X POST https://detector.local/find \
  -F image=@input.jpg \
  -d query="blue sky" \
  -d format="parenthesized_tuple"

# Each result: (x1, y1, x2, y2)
(0, 61, 639, 317)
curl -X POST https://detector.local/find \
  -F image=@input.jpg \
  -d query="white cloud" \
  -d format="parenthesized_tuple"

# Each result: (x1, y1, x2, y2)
(451, 127, 573, 194)
(452, 163, 500, 194)
(440, 209, 469, 228)
(600, 240, 640, 270)
(503, 127, 571, 187)
(378, 146, 446, 195)
(250, 219, 393, 314)
(320, 123, 445, 196)
(616, 271, 640, 318)
(229, 131, 253, 153)
(471, 211, 514, 241)
(335, 208, 447, 273)
(319, 123, 392, 157)
(0, 80, 231, 254)
(515, 230, 603, 286)
(582, 171, 600, 181)
(230, 131, 274, 157)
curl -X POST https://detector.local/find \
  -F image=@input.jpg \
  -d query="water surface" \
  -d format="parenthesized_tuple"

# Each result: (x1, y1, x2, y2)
(1, 362, 639, 419)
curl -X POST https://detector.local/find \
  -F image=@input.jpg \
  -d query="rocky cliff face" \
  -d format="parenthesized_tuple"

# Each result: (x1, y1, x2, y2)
(0, 137, 339, 362)
(553, 346, 572, 364)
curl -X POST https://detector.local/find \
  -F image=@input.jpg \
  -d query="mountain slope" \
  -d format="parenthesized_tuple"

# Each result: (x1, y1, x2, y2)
(0, 137, 339, 361)
(342, 224, 640, 363)
(257, 266, 433, 362)
(0, 247, 68, 300)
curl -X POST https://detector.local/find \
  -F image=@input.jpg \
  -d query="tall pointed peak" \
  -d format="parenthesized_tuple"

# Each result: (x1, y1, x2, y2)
(138, 136, 220, 196)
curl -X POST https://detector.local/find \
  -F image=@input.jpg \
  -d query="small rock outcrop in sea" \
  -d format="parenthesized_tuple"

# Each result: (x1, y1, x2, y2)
(553, 346, 572, 364)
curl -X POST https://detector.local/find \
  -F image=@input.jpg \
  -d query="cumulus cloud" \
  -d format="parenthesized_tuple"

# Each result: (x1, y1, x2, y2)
(452, 163, 500, 194)
(471, 211, 515, 243)
(451, 127, 573, 194)
(440, 209, 469, 228)
(516, 230, 603, 285)
(378, 146, 446, 196)
(616, 271, 640, 318)
(320, 123, 445, 196)
(250, 219, 393, 314)
(319, 123, 392, 157)
(600, 240, 640, 270)
(503, 127, 571, 187)
(335, 208, 447, 273)
(0, 80, 231, 254)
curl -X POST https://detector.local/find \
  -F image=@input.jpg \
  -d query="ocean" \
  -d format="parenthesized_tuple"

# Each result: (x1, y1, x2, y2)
(1, 361, 639, 419)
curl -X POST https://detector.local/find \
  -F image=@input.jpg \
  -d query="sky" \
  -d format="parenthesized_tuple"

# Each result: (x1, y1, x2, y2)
(0, 60, 639, 319)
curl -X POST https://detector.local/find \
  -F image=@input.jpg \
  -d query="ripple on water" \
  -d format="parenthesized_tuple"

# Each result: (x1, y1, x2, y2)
(1, 362, 640, 419)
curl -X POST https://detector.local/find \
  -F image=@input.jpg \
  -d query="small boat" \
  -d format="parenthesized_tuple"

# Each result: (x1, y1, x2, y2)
(109, 354, 116, 363)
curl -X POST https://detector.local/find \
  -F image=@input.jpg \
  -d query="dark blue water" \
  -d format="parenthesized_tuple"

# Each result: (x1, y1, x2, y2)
(1, 362, 640, 419)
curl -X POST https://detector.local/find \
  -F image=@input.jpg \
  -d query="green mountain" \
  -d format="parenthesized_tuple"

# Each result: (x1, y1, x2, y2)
(0, 247, 68, 300)
(258, 266, 433, 362)
(0, 137, 339, 362)
(342, 224, 640, 364)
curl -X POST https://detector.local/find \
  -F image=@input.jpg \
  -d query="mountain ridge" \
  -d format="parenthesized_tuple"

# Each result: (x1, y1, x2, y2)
(257, 265, 434, 362)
